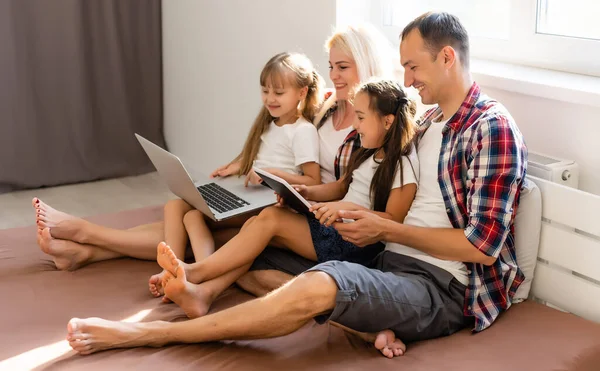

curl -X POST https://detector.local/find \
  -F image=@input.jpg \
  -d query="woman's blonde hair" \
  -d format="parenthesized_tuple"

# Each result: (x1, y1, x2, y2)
(235, 52, 325, 175)
(314, 24, 395, 127)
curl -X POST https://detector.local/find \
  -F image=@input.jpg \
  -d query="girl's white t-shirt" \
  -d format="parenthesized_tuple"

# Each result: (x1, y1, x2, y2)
(317, 116, 354, 184)
(253, 117, 319, 174)
(341, 150, 419, 210)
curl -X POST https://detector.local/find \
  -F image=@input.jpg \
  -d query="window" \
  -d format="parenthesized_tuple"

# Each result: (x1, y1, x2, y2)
(537, 0, 600, 40)
(340, 0, 600, 77)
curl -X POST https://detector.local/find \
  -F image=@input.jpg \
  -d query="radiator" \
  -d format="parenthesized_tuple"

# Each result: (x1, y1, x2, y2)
(527, 151, 579, 189)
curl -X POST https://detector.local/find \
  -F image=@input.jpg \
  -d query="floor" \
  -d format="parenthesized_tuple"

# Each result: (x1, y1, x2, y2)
(0, 172, 176, 230)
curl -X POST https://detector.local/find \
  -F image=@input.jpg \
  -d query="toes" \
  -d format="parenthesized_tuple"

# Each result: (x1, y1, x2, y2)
(67, 318, 81, 335)
(41, 227, 52, 241)
(67, 332, 89, 341)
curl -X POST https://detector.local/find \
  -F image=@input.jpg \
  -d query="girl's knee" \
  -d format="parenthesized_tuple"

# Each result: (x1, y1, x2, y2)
(257, 206, 286, 222)
(164, 199, 192, 214)
(183, 209, 203, 226)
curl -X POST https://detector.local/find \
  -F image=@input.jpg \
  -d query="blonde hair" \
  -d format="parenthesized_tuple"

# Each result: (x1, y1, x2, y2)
(314, 24, 395, 127)
(235, 52, 325, 176)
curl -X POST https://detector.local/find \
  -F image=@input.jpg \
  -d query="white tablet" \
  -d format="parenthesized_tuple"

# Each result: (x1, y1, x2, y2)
(253, 167, 313, 217)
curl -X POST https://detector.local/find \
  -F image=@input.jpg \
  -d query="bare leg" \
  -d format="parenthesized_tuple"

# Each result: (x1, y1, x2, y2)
(236, 270, 405, 357)
(182, 210, 215, 262)
(162, 262, 253, 318)
(159, 207, 316, 284)
(38, 228, 122, 271)
(33, 198, 164, 259)
(67, 271, 337, 354)
(149, 200, 193, 298)
(237, 270, 294, 297)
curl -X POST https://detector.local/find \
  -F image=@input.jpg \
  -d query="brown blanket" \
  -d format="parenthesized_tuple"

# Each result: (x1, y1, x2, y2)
(1, 206, 599, 370)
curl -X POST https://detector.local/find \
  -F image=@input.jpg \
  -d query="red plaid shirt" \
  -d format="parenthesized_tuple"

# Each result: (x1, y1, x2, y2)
(417, 82, 527, 332)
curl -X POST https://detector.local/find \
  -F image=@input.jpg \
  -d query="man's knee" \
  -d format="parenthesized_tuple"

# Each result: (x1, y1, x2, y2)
(282, 271, 338, 316)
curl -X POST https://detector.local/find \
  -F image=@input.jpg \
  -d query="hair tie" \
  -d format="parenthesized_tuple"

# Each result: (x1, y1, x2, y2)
(396, 96, 409, 113)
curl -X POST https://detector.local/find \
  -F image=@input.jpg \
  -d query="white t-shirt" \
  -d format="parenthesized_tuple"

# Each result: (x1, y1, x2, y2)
(342, 150, 419, 210)
(253, 117, 319, 174)
(385, 115, 469, 285)
(317, 116, 354, 184)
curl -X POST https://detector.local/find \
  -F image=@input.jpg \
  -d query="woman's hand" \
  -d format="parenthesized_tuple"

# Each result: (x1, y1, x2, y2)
(210, 161, 240, 178)
(244, 169, 263, 187)
(310, 201, 358, 227)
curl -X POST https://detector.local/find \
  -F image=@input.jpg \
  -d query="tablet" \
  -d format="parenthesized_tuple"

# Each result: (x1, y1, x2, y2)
(253, 167, 313, 217)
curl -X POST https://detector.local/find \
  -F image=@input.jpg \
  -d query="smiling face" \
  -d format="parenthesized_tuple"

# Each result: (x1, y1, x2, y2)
(328, 46, 360, 100)
(260, 73, 306, 123)
(352, 91, 390, 149)
(400, 29, 448, 106)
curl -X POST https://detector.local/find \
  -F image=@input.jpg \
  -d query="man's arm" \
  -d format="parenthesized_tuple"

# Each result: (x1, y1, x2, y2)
(334, 211, 495, 265)
(335, 113, 525, 266)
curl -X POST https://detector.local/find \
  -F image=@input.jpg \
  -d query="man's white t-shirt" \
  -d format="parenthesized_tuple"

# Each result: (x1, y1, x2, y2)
(318, 116, 354, 184)
(385, 115, 469, 285)
(342, 149, 419, 210)
(253, 117, 319, 174)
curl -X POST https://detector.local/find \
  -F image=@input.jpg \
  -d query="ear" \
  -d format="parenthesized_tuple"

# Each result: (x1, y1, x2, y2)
(384, 114, 395, 130)
(299, 86, 308, 100)
(440, 46, 456, 69)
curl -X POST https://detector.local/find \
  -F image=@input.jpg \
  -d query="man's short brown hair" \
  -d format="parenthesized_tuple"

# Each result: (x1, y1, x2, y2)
(401, 12, 470, 70)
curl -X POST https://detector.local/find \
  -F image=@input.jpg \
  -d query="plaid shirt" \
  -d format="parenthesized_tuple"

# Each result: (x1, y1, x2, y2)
(416, 82, 527, 332)
(316, 99, 361, 180)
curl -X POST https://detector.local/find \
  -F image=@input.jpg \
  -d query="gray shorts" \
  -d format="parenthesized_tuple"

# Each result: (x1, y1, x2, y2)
(250, 246, 317, 275)
(251, 248, 470, 342)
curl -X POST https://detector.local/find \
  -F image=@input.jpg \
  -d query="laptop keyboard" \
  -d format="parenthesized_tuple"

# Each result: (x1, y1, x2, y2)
(197, 182, 250, 214)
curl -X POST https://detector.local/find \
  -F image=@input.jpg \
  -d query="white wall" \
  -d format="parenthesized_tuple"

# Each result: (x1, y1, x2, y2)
(163, 1, 600, 195)
(482, 87, 600, 195)
(162, 0, 336, 177)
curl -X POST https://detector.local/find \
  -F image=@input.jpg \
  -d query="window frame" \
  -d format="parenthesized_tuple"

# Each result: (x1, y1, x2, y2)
(370, 0, 600, 77)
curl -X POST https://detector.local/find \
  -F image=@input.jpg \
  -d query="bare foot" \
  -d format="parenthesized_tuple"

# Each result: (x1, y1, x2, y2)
(163, 264, 211, 319)
(148, 270, 173, 303)
(39, 227, 92, 271)
(32, 198, 86, 241)
(156, 242, 187, 277)
(372, 329, 406, 358)
(148, 270, 167, 297)
(67, 317, 165, 355)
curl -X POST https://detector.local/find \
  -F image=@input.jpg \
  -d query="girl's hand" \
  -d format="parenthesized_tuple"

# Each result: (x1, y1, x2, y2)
(292, 184, 310, 200)
(310, 201, 356, 227)
(244, 169, 263, 187)
(275, 192, 286, 207)
(210, 162, 240, 178)
(276, 184, 311, 207)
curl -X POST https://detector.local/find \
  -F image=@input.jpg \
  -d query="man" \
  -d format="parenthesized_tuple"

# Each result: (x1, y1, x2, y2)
(66, 12, 526, 357)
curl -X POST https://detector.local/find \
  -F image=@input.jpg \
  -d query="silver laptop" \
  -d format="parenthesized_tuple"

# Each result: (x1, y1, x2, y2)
(135, 134, 276, 221)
